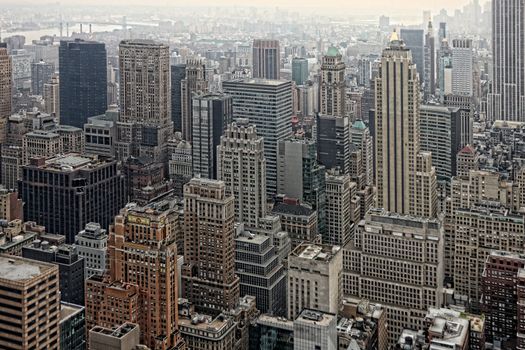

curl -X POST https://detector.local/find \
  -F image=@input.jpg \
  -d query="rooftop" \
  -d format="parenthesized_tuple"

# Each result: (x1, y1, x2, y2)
(0, 254, 55, 282)
(226, 78, 290, 86)
(296, 309, 336, 327)
(326, 46, 340, 57)
(60, 302, 84, 322)
(272, 202, 315, 217)
(292, 243, 341, 262)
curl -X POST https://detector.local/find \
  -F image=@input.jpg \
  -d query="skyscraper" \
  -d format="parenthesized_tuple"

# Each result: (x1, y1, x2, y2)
(181, 59, 208, 141)
(31, 59, 54, 96)
(320, 47, 346, 117)
(399, 29, 425, 83)
(0, 255, 60, 349)
(292, 57, 309, 85)
(87, 196, 185, 349)
(325, 170, 353, 247)
(59, 39, 107, 128)
(118, 39, 172, 163)
(488, 0, 525, 121)
(171, 63, 186, 132)
(277, 137, 326, 237)
(317, 114, 351, 175)
(252, 39, 280, 80)
(223, 79, 293, 197)
(451, 38, 473, 97)
(350, 119, 374, 187)
(424, 21, 436, 98)
(182, 178, 240, 316)
(0, 43, 11, 144)
(217, 119, 267, 228)
(375, 31, 437, 218)
(44, 75, 60, 119)
(191, 93, 232, 179)
(20, 154, 126, 243)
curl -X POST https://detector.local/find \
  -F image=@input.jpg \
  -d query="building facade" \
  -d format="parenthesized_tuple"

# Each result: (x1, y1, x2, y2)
(252, 39, 280, 80)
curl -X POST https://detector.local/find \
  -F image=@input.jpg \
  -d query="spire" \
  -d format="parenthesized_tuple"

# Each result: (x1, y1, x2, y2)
(390, 29, 399, 43)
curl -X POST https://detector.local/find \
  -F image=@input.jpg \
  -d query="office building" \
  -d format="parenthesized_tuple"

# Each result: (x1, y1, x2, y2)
(317, 114, 350, 174)
(456, 145, 479, 177)
(272, 197, 320, 248)
(277, 137, 326, 236)
(481, 251, 525, 348)
(87, 196, 184, 349)
(320, 47, 346, 117)
(22, 242, 85, 305)
(31, 59, 54, 95)
(0, 43, 11, 143)
(375, 31, 437, 218)
(192, 93, 232, 179)
(235, 226, 287, 316)
(181, 59, 208, 141)
(44, 74, 60, 119)
(217, 119, 266, 228)
(287, 243, 342, 320)
(420, 105, 471, 181)
(438, 38, 453, 100)
(488, 0, 525, 121)
(350, 119, 373, 187)
(223, 79, 293, 197)
(252, 39, 280, 80)
(55, 125, 84, 154)
(325, 171, 353, 247)
(20, 154, 126, 243)
(118, 39, 172, 163)
(343, 209, 444, 344)
(22, 130, 62, 164)
(0, 255, 60, 349)
(424, 21, 436, 97)
(0, 187, 23, 221)
(451, 38, 473, 97)
(171, 63, 186, 132)
(168, 138, 193, 197)
(84, 108, 118, 157)
(10, 49, 31, 89)
(357, 56, 371, 87)
(399, 28, 425, 82)
(74, 222, 107, 279)
(59, 39, 107, 128)
(292, 57, 308, 85)
(293, 309, 337, 350)
(178, 311, 236, 350)
(89, 323, 141, 350)
(182, 178, 240, 315)
(249, 314, 294, 350)
(60, 302, 86, 350)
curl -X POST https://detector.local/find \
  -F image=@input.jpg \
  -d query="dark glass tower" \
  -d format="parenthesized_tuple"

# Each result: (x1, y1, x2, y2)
(59, 39, 107, 128)
(171, 63, 186, 132)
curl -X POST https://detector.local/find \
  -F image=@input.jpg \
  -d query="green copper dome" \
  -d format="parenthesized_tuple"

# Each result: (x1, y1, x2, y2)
(326, 46, 340, 57)
(352, 119, 367, 130)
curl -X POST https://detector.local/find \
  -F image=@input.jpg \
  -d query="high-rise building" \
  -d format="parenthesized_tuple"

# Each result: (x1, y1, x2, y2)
(59, 302, 86, 350)
(117, 39, 172, 163)
(0, 255, 60, 349)
(223, 79, 293, 197)
(31, 59, 54, 96)
(277, 137, 326, 237)
(420, 105, 472, 181)
(181, 59, 208, 141)
(84, 109, 118, 157)
(357, 56, 372, 87)
(44, 75, 60, 119)
(481, 251, 525, 348)
(182, 178, 240, 315)
(451, 38, 473, 97)
(488, 0, 525, 121)
(320, 47, 346, 117)
(375, 32, 438, 218)
(272, 197, 320, 248)
(217, 119, 266, 228)
(292, 57, 308, 85)
(20, 154, 126, 243)
(287, 243, 342, 320)
(168, 138, 193, 197)
(325, 170, 353, 247)
(437, 38, 453, 100)
(74, 222, 107, 279)
(89, 323, 142, 350)
(192, 93, 232, 179)
(249, 315, 294, 350)
(456, 145, 478, 177)
(171, 63, 186, 132)
(343, 209, 444, 344)
(424, 21, 436, 98)
(399, 29, 425, 83)
(22, 242, 85, 305)
(252, 39, 280, 80)
(350, 119, 373, 187)
(317, 114, 350, 175)
(59, 39, 107, 128)
(0, 43, 11, 144)
(87, 196, 184, 349)
(293, 310, 337, 350)
(235, 226, 287, 316)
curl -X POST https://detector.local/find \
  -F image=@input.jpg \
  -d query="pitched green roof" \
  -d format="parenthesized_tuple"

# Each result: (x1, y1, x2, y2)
(326, 46, 340, 57)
